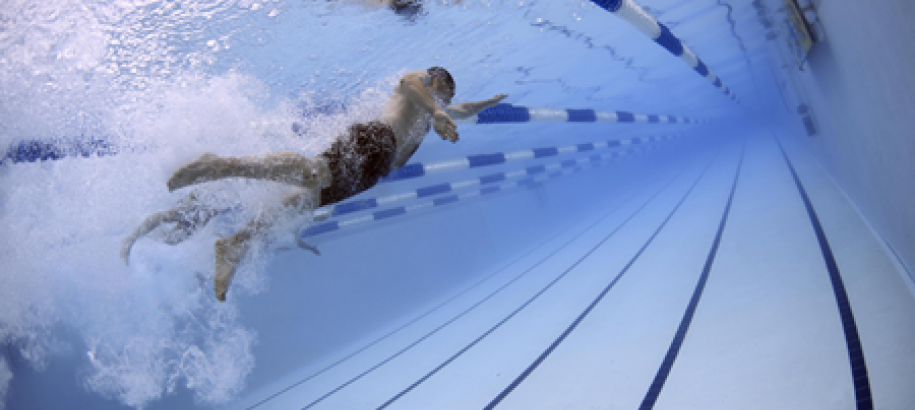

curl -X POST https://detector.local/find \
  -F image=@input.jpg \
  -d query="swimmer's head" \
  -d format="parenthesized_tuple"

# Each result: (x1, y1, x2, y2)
(391, 0, 425, 21)
(427, 66, 455, 105)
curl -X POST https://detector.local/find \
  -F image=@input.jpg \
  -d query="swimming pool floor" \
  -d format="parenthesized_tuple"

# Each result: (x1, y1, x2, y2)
(228, 129, 915, 410)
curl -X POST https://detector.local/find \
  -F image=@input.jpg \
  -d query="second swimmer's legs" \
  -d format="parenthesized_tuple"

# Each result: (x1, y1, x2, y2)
(168, 152, 331, 192)
(213, 188, 320, 302)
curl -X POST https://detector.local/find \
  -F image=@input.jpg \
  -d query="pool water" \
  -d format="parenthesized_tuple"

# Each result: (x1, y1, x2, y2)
(1, 0, 913, 409)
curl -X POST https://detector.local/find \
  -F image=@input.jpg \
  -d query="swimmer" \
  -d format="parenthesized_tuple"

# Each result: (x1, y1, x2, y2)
(121, 191, 233, 265)
(162, 67, 507, 301)
(334, 0, 462, 20)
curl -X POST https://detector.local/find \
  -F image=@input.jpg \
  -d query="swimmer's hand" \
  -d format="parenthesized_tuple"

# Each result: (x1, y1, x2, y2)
(433, 110, 458, 143)
(486, 93, 509, 107)
(444, 93, 510, 121)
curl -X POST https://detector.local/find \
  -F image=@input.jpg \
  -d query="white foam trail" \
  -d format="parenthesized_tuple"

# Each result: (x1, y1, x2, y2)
(0, 0, 396, 408)
(0, 78, 397, 408)
(2, 0, 533, 407)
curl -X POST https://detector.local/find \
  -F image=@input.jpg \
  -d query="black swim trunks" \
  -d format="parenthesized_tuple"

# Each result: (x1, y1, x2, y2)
(319, 121, 397, 206)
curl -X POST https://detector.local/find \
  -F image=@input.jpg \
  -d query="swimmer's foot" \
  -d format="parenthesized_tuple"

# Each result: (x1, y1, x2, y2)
(195, 271, 207, 289)
(168, 153, 222, 192)
(296, 238, 321, 256)
(213, 236, 248, 302)
(120, 236, 137, 266)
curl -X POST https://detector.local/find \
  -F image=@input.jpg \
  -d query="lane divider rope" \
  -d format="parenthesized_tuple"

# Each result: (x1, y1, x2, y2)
(380, 134, 685, 183)
(590, 0, 740, 102)
(301, 142, 675, 240)
(454, 103, 704, 125)
(313, 136, 684, 222)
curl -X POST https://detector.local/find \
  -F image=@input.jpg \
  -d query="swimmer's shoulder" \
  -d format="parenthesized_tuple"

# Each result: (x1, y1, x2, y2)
(397, 69, 431, 88)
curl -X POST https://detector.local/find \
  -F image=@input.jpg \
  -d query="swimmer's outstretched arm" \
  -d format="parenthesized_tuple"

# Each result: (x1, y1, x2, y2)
(446, 93, 509, 120)
(121, 210, 182, 265)
(399, 72, 459, 142)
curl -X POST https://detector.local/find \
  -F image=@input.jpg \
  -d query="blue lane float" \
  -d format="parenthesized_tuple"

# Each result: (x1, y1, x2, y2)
(457, 103, 703, 125)
(0, 137, 118, 166)
(590, 0, 740, 102)
(2, 104, 698, 167)
(314, 135, 685, 221)
(301, 139, 681, 240)
(382, 134, 683, 183)
(250, 104, 704, 133)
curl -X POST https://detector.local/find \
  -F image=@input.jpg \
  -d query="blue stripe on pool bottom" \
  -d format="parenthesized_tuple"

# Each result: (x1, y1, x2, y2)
(639, 140, 746, 409)
(773, 136, 874, 410)
(483, 147, 724, 409)
(375, 157, 705, 410)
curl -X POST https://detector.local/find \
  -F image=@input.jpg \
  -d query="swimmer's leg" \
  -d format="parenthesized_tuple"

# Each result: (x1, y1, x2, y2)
(160, 224, 195, 246)
(123, 190, 221, 264)
(168, 152, 331, 192)
(161, 196, 225, 245)
(122, 209, 182, 265)
(213, 188, 320, 301)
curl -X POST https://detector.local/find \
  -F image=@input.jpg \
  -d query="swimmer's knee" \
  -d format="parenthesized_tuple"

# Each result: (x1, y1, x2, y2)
(282, 188, 321, 211)
(310, 157, 332, 189)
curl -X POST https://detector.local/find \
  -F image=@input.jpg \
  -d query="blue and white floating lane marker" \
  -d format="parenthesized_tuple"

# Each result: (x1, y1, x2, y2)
(590, 0, 740, 103)
(0, 137, 119, 166)
(381, 134, 685, 183)
(455, 104, 704, 125)
(314, 138, 678, 221)
(301, 143, 672, 239)
(1, 104, 699, 166)
(247, 105, 704, 132)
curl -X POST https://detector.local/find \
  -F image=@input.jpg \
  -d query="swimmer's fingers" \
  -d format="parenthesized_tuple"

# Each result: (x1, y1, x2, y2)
(438, 127, 459, 143)
(433, 110, 456, 128)
(433, 115, 458, 143)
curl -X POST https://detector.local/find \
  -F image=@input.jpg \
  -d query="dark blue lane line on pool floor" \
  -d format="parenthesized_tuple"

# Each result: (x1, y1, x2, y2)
(296, 161, 681, 410)
(773, 136, 874, 410)
(245, 225, 570, 410)
(483, 145, 727, 410)
(249, 165, 661, 409)
(376, 155, 710, 410)
(638, 139, 746, 409)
